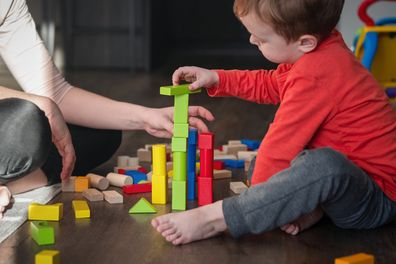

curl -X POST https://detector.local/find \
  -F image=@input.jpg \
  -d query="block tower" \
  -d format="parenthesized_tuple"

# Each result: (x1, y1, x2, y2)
(198, 132, 214, 206)
(152, 144, 167, 204)
(160, 84, 201, 210)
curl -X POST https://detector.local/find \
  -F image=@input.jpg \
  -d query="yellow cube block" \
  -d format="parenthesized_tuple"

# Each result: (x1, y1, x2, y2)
(35, 250, 60, 264)
(152, 145, 166, 176)
(152, 174, 167, 204)
(28, 203, 63, 221)
(75, 176, 89, 192)
(335, 253, 374, 264)
(72, 200, 90, 219)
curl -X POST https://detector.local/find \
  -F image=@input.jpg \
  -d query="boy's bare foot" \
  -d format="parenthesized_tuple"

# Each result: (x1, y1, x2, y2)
(6, 169, 47, 194)
(280, 206, 324, 235)
(151, 201, 227, 245)
(0, 186, 12, 219)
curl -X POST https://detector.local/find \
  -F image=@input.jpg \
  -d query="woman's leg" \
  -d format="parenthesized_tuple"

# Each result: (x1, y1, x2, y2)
(42, 125, 122, 184)
(152, 148, 396, 245)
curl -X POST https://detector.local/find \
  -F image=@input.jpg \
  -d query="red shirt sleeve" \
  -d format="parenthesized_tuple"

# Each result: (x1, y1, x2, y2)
(251, 72, 334, 185)
(207, 64, 292, 105)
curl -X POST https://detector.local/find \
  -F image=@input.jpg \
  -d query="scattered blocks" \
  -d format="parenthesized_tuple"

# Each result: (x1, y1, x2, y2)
(240, 139, 261, 150)
(86, 173, 109, 190)
(128, 157, 139, 167)
(237, 151, 258, 160)
(222, 144, 247, 156)
(106, 172, 133, 187)
(82, 188, 104, 202)
(117, 155, 129, 167)
(28, 203, 63, 221)
(228, 140, 241, 145)
(334, 253, 374, 264)
(214, 154, 237, 160)
(125, 170, 147, 184)
(30, 221, 54, 246)
(230, 182, 248, 194)
(103, 190, 123, 204)
(123, 183, 152, 194)
(75, 177, 89, 192)
(137, 148, 151, 162)
(222, 159, 245, 168)
(35, 250, 60, 264)
(129, 198, 157, 214)
(61, 176, 75, 192)
(72, 200, 90, 219)
(213, 160, 225, 170)
(213, 169, 232, 180)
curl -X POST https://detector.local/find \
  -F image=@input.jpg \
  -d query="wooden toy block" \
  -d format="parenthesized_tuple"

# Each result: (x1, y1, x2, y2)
(172, 180, 186, 211)
(82, 188, 104, 202)
(114, 165, 140, 173)
(139, 180, 150, 184)
(334, 253, 374, 264)
(213, 160, 225, 170)
(187, 130, 197, 201)
(145, 144, 153, 150)
(28, 203, 63, 221)
(214, 149, 225, 155)
(174, 94, 189, 123)
(103, 190, 123, 204)
(168, 170, 173, 178)
(166, 161, 173, 172)
(75, 176, 89, 192)
(72, 200, 90, 219)
(198, 133, 214, 150)
(61, 176, 75, 192)
(123, 183, 152, 194)
(129, 198, 157, 214)
(168, 177, 172, 189)
(198, 177, 213, 206)
(125, 170, 148, 183)
(214, 154, 237, 160)
(171, 137, 187, 152)
(222, 144, 248, 156)
(223, 159, 245, 168)
(137, 167, 148, 174)
(173, 151, 187, 181)
(30, 221, 54, 246)
(35, 250, 60, 264)
(152, 144, 167, 176)
(147, 171, 153, 181)
(160, 84, 201, 96)
(127, 157, 139, 167)
(152, 174, 167, 204)
(230, 182, 248, 194)
(188, 128, 198, 144)
(137, 148, 152, 162)
(117, 155, 129, 167)
(200, 149, 214, 178)
(173, 123, 189, 138)
(86, 173, 109, 190)
(213, 169, 232, 180)
(241, 139, 261, 150)
(228, 140, 241, 145)
(237, 151, 258, 160)
(245, 156, 254, 172)
(106, 172, 133, 187)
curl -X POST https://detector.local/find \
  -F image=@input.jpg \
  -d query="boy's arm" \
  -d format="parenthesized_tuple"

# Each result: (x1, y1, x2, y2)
(250, 74, 335, 184)
(207, 64, 291, 105)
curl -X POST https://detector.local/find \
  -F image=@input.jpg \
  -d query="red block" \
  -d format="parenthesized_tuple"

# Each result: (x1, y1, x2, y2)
(137, 167, 148, 174)
(200, 149, 213, 178)
(198, 177, 213, 206)
(198, 133, 214, 150)
(118, 169, 126, 175)
(166, 152, 171, 161)
(213, 160, 225, 170)
(215, 146, 223, 151)
(122, 183, 152, 194)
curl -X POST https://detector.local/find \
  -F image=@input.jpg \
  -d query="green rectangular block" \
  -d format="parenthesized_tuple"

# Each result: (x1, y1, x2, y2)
(173, 151, 187, 181)
(31, 221, 55, 245)
(174, 123, 189, 138)
(172, 180, 186, 211)
(172, 137, 187, 152)
(160, 84, 201, 96)
(174, 94, 189, 123)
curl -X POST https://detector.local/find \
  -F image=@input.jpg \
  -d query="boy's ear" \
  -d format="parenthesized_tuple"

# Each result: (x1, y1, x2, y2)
(298, 35, 318, 53)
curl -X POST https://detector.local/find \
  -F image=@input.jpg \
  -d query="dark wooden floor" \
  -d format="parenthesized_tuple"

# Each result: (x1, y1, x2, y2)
(1, 69, 396, 263)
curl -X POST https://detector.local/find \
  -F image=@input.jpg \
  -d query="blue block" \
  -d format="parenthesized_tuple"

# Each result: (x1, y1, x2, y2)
(222, 159, 245, 168)
(188, 128, 198, 145)
(241, 139, 261, 150)
(187, 171, 196, 201)
(125, 170, 148, 184)
(187, 135, 197, 201)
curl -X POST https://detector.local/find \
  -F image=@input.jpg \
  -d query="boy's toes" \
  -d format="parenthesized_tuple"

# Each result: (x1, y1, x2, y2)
(161, 227, 177, 237)
(166, 232, 181, 242)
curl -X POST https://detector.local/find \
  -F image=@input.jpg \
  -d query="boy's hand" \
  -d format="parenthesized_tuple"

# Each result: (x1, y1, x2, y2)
(142, 106, 215, 138)
(172, 66, 219, 90)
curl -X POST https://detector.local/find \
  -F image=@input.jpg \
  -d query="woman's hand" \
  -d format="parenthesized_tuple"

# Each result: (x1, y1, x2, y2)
(142, 106, 215, 138)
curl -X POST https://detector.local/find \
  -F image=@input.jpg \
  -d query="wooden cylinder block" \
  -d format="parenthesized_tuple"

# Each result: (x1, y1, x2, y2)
(87, 173, 109, 190)
(106, 173, 133, 187)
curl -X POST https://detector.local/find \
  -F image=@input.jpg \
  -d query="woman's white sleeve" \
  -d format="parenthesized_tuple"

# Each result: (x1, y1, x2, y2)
(0, 0, 72, 104)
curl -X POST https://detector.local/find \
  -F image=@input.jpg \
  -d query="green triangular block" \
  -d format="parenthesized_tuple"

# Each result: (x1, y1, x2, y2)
(129, 198, 157, 214)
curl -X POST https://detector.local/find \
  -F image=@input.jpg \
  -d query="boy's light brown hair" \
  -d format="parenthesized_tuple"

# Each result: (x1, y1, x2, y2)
(234, 0, 345, 43)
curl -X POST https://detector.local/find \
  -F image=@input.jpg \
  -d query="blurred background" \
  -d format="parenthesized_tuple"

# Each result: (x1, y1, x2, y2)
(1, 0, 395, 172)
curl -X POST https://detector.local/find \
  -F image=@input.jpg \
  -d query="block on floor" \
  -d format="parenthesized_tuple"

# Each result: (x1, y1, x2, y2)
(103, 190, 123, 204)
(75, 176, 89, 192)
(129, 198, 157, 214)
(28, 203, 63, 221)
(30, 221, 54, 246)
(82, 188, 104, 202)
(72, 200, 90, 219)
(61, 176, 75, 192)
(35, 250, 60, 264)
(230, 182, 248, 194)
(213, 169, 232, 180)
(137, 148, 151, 162)
(334, 253, 374, 264)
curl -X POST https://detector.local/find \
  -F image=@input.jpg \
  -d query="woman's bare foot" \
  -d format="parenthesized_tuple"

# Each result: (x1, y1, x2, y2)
(0, 186, 12, 219)
(280, 207, 324, 235)
(151, 200, 227, 245)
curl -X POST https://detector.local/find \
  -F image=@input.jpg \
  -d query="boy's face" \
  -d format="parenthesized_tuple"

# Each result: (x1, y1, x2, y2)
(240, 13, 303, 64)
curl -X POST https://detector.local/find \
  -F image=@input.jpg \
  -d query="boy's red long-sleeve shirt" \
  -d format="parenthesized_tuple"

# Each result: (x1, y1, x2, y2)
(207, 31, 396, 201)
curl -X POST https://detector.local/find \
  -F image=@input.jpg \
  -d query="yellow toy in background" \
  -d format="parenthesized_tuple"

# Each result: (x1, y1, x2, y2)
(353, 0, 396, 102)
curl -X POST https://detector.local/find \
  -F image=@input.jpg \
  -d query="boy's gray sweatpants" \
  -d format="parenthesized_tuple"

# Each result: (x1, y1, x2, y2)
(223, 148, 396, 237)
